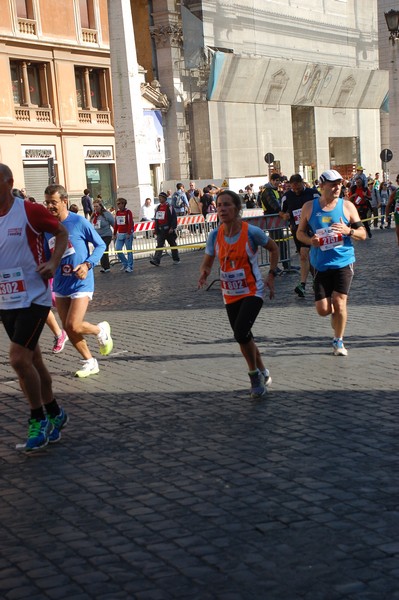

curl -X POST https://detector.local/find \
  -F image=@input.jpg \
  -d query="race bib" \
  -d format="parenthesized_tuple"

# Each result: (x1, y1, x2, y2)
(317, 227, 343, 251)
(220, 268, 249, 296)
(93, 221, 101, 229)
(155, 211, 164, 220)
(0, 268, 28, 304)
(48, 236, 75, 258)
(116, 216, 126, 225)
(292, 208, 302, 225)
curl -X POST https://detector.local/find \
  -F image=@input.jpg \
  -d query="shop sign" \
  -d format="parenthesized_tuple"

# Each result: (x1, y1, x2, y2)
(84, 146, 114, 160)
(21, 145, 55, 161)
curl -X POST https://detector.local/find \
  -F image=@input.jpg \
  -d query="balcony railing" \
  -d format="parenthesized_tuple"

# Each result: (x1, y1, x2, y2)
(18, 18, 37, 35)
(15, 107, 52, 123)
(78, 110, 111, 125)
(81, 28, 98, 44)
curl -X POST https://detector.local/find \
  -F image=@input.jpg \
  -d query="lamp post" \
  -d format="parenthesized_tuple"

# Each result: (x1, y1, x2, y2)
(384, 8, 399, 177)
(385, 9, 399, 44)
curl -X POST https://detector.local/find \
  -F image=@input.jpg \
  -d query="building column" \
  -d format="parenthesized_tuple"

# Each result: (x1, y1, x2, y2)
(21, 61, 30, 105)
(39, 64, 50, 108)
(107, 0, 153, 216)
(83, 68, 92, 110)
(151, 0, 190, 181)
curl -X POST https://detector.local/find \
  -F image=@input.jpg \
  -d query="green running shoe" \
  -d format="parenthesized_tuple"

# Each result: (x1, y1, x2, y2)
(25, 418, 52, 451)
(48, 408, 69, 443)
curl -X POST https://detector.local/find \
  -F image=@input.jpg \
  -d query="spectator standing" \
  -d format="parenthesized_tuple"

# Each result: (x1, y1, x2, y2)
(189, 189, 202, 215)
(350, 166, 368, 189)
(172, 183, 190, 216)
(261, 173, 290, 270)
(91, 199, 115, 273)
(256, 185, 264, 208)
(201, 186, 213, 217)
(81, 188, 93, 219)
(369, 180, 380, 228)
(385, 174, 399, 246)
(140, 197, 154, 240)
(261, 173, 281, 215)
(113, 198, 134, 273)
(379, 182, 389, 229)
(349, 178, 372, 238)
(150, 191, 180, 266)
(187, 181, 196, 199)
(206, 186, 218, 214)
(244, 185, 257, 208)
(140, 197, 154, 222)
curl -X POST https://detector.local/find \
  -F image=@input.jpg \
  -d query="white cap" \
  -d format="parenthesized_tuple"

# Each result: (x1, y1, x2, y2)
(319, 169, 343, 183)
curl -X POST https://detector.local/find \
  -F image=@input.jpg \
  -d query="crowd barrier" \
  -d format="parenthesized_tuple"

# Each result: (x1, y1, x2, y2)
(108, 211, 296, 273)
(107, 210, 395, 269)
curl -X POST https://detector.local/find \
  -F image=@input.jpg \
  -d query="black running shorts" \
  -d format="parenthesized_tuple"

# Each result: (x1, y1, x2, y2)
(0, 303, 50, 350)
(313, 264, 354, 302)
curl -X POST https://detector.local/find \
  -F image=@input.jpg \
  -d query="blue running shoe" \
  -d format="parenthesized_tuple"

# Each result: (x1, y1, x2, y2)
(48, 408, 69, 443)
(248, 369, 267, 398)
(25, 418, 52, 451)
(332, 339, 348, 356)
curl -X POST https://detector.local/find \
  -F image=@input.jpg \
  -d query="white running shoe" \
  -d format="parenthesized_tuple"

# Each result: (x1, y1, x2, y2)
(97, 321, 113, 356)
(260, 369, 272, 387)
(75, 358, 99, 378)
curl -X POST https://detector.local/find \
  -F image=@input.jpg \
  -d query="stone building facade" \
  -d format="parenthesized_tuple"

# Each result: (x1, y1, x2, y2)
(0, 0, 116, 204)
(0, 0, 167, 209)
(125, 0, 388, 187)
(378, 0, 399, 179)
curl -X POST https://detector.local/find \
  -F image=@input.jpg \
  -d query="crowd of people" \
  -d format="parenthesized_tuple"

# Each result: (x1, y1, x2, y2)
(1, 161, 397, 451)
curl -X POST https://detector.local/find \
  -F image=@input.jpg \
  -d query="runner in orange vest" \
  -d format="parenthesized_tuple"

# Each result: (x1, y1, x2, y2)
(198, 190, 279, 398)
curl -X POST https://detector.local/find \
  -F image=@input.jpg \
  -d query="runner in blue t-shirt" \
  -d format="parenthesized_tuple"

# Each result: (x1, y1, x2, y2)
(44, 184, 113, 378)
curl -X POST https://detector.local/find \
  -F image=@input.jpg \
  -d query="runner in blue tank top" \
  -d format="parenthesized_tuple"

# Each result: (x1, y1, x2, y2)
(297, 170, 366, 356)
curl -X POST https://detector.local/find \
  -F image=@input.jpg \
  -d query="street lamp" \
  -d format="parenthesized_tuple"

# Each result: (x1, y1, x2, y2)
(385, 9, 399, 44)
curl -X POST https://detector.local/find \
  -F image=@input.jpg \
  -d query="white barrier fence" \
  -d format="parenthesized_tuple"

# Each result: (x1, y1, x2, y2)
(108, 210, 295, 272)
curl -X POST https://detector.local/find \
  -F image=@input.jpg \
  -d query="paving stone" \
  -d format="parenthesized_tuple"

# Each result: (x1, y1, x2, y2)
(1, 231, 399, 599)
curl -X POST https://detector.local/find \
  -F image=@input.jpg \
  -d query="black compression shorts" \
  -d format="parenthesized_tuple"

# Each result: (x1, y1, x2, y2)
(0, 303, 50, 350)
(225, 296, 263, 344)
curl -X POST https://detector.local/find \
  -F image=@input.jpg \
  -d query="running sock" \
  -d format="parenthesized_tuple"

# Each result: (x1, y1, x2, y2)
(301, 282, 306, 288)
(44, 398, 60, 418)
(31, 407, 46, 421)
(248, 369, 259, 375)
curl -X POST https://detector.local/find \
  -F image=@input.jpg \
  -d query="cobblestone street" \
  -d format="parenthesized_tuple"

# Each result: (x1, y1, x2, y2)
(0, 227, 398, 600)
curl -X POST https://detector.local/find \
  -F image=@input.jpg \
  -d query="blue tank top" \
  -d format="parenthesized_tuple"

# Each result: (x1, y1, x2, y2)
(308, 197, 355, 271)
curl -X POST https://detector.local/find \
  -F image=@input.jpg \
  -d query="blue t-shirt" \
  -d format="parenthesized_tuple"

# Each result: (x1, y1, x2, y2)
(45, 212, 105, 295)
(205, 223, 269, 256)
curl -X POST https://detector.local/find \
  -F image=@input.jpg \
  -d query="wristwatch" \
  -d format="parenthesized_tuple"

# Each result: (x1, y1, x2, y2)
(84, 261, 92, 270)
(269, 268, 278, 276)
(349, 229, 354, 237)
